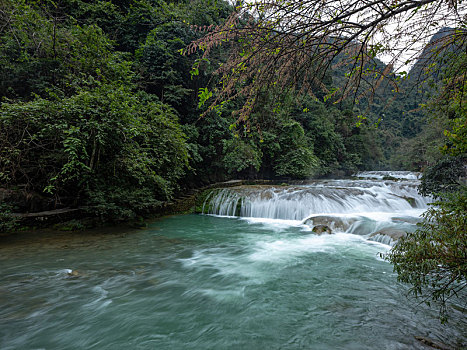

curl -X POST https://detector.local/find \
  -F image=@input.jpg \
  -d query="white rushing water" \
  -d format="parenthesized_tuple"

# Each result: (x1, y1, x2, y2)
(353, 170, 422, 180)
(1, 171, 465, 350)
(204, 172, 431, 245)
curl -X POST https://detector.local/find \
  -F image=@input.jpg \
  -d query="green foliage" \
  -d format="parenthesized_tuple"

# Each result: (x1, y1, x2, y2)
(222, 138, 262, 175)
(0, 0, 389, 204)
(274, 147, 318, 179)
(294, 101, 346, 175)
(0, 0, 134, 100)
(344, 124, 384, 171)
(416, 51, 467, 196)
(86, 186, 164, 221)
(183, 113, 232, 184)
(0, 85, 189, 220)
(419, 156, 467, 198)
(0, 0, 204, 221)
(436, 52, 467, 157)
(198, 87, 213, 108)
(0, 203, 19, 233)
(273, 121, 319, 178)
(2, 0, 459, 229)
(0, 0, 60, 99)
(53, 219, 86, 232)
(386, 188, 467, 322)
(388, 117, 448, 171)
(443, 117, 467, 156)
(136, 22, 194, 108)
(383, 33, 467, 323)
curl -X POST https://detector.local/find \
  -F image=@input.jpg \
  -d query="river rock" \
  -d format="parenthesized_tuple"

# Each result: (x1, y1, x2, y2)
(391, 194, 417, 207)
(303, 215, 356, 232)
(67, 269, 80, 277)
(391, 216, 421, 225)
(368, 228, 407, 245)
(312, 225, 332, 235)
(414, 336, 453, 350)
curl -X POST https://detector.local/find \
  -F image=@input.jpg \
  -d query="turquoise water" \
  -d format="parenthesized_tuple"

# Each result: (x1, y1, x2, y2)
(1, 214, 465, 349)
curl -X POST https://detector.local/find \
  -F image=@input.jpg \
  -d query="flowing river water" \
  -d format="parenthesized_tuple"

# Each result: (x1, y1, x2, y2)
(1, 172, 465, 349)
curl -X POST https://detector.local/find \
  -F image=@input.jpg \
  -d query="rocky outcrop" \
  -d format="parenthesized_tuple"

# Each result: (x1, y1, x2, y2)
(391, 216, 422, 224)
(414, 336, 453, 350)
(303, 215, 356, 232)
(67, 269, 80, 277)
(391, 194, 417, 207)
(368, 228, 407, 245)
(312, 225, 332, 235)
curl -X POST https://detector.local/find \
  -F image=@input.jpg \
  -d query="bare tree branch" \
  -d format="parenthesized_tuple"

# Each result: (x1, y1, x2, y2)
(186, 0, 467, 121)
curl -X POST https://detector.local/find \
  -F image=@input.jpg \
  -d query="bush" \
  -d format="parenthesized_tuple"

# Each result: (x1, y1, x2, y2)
(0, 203, 18, 233)
(0, 86, 189, 221)
(386, 188, 467, 322)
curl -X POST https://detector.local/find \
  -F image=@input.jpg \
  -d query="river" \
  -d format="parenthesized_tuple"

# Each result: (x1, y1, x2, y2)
(1, 172, 465, 349)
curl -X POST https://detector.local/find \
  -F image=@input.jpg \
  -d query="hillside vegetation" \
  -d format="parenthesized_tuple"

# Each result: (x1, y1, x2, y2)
(0, 0, 462, 225)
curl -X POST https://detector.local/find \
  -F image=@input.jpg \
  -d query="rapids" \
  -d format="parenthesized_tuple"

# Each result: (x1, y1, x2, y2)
(0, 172, 465, 349)
(204, 175, 430, 245)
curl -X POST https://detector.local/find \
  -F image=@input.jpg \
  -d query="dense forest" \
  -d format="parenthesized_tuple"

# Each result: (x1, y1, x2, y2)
(0, 0, 464, 227)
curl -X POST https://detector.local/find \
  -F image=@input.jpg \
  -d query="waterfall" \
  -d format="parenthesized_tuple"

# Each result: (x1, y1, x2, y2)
(354, 170, 421, 180)
(203, 172, 430, 243)
(204, 176, 429, 221)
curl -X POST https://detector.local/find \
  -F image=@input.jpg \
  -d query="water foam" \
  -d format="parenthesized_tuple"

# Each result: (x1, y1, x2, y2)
(83, 286, 112, 310)
(205, 178, 428, 221)
(203, 173, 427, 246)
(354, 171, 421, 180)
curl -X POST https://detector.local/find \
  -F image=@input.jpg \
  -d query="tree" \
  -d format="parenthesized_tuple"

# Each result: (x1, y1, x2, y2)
(271, 120, 319, 178)
(386, 188, 467, 322)
(222, 138, 262, 176)
(184, 0, 467, 321)
(0, 85, 189, 220)
(185, 0, 466, 122)
(0, 0, 191, 222)
(386, 52, 467, 322)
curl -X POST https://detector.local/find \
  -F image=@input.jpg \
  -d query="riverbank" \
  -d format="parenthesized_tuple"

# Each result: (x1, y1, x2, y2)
(1, 179, 290, 235)
(0, 172, 429, 235)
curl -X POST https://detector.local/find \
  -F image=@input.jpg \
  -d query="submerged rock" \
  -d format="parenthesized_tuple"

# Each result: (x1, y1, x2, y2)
(312, 225, 332, 235)
(368, 228, 407, 245)
(391, 194, 417, 207)
(303, 215, 356, 232)
(414, 336, 453, 350)
(67, 269, 80, 277)
(391, 216, 421, 225)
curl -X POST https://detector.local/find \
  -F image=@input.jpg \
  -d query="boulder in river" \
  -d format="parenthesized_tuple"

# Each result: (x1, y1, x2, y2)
(368, 228, 407, 245)
(303, 215, 356, 232)
(67, 269, 80, 277)
(391, 216, 422, 225)
(312, 225, 332, 235)
(414, 336, 453, 350)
